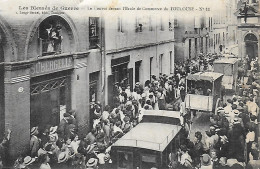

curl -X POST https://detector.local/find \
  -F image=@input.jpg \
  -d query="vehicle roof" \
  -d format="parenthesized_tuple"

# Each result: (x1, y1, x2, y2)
(186, 72, 223, 82)
(214, 58, 237, 64)
(113, 122, 182, 152)
(143, 110, 181, 119)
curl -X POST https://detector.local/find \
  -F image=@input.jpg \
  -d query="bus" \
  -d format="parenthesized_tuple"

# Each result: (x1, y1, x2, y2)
(110, 110, 185, 169)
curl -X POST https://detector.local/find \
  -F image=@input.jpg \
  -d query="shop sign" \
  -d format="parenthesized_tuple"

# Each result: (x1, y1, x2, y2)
(31, 57, 73, 77)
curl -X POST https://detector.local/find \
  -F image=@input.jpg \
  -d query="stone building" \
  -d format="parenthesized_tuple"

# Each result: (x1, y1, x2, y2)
(236, 0, 259, 62)
(0, 0, 103, 157)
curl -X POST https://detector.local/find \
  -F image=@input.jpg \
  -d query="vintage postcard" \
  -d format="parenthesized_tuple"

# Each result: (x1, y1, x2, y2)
(0, 0, 259, 168)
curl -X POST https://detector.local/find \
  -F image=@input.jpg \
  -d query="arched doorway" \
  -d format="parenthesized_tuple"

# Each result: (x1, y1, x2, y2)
(244, 33, 258, 61)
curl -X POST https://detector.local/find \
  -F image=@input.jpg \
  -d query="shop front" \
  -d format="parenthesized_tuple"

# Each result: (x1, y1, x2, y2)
(30, 55, 73, 131)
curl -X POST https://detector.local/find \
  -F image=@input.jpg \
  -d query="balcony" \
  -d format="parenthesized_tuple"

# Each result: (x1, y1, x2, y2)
(40, 39, 62, 56)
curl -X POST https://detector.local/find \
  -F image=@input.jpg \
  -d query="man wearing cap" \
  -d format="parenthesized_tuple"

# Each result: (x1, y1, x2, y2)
(30, 127, 41, 157)
(58, 113, 70, 139)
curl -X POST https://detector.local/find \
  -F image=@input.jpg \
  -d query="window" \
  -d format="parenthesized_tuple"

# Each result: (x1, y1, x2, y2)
(169, 22, 173, 31)
(195, 38, 197, 56)
(189, 39, 191, 59)
(149, 16, 153, 31)
(118, 152, 133, 169)
(39, 21, 63, 56)
(170, 51, 173, 73)
(135, 61, 142, 83)
(174, 18, 178, 28)
(159, 54, 163, 74)
(135, 17, 143, 32)
(160, 17, 164, 31)
(150, 57, 153, 80)
(89, 17, 99, 49)
(201, 37, 203, 53)
(117, 17, 123, 33)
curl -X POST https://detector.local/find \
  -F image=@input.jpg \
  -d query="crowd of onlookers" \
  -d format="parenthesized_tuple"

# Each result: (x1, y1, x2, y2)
(0, 53, 259, 169)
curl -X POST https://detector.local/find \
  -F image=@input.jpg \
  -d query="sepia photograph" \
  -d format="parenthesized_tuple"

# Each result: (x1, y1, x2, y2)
(0, 0, 259, 168)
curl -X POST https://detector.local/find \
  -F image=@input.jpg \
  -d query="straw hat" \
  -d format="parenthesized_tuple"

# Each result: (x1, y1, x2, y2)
(58, 152, 69, 163)
(201, 154, 211, 166)
(86, 158, 98, 167)
(49, 126, 58, 135)
(30, 127, 38, 135)
(23, 156, 35, 166)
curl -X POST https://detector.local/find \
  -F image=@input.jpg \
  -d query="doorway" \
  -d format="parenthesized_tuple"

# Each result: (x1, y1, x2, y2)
(30, 73, 71, 131)
(135, 61, 142, 83)
(244, 33, 258, 61)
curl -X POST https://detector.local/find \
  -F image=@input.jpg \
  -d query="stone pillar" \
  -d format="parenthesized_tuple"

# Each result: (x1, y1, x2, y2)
(4, 63, 31, 159)
(71, 53, 89, 136)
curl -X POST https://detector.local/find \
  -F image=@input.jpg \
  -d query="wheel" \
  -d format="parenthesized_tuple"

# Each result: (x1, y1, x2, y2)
(214, 98, 222, 115)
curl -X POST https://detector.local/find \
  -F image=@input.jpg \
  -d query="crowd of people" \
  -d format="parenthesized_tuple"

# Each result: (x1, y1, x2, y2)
(0, 53, 259, 169)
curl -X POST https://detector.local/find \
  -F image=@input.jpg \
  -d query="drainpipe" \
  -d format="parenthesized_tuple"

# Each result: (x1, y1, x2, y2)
(100, 14, 106, 108)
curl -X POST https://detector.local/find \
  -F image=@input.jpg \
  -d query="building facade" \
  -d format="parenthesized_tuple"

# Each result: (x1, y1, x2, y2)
(174, 13, 210, 62)
(236, 0, 259, 62)
(0, 1, 104, 158)
(103, 12, 175, 106)
(0, 2, 175, 159)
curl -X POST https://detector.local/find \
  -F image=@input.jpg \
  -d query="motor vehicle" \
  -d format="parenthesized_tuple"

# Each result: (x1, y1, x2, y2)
(213, 57, 238, 92)
(185, 72, 224, 114)
(110, 110, 185, 169)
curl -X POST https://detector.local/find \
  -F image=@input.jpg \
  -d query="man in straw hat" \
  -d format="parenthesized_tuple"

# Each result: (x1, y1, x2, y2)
(30, 126, 41, 157)
(200, 154, 212, 169)
(21, 156, 36, 169)
(56, 151, 70, 169)
(86, 158, 98, 169)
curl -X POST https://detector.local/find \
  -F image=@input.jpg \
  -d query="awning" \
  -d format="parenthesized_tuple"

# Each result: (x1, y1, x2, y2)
(186, 72, 223, 82)
(113, 123, 181, 152)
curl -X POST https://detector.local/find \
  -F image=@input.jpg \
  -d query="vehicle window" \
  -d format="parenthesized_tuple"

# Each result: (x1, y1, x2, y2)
(118, 151, 133, 169)
(141, 154, 157, 169)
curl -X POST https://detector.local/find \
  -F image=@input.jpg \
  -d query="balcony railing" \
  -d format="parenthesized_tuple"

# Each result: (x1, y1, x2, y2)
(40, 39, 61, 56)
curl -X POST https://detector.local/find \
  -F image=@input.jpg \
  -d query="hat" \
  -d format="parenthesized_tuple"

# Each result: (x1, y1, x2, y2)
(233, 118, 240, 124)
(85, 145, 92, 153)
(210, 126, 216, 130)
(23, 156, 35, 166)
(44, 144, 54, 154)
(201, 154, 211, 166)
(63, 113, 70, 117)
(104, 154, 110, 162)
(58, 152, 69, 163)
(68, 110, 75, 115)
(49, 126, 58, 135)
(30, 127, 38, 135)
(86, 158, 98, 167)
(123, 116, 130, 122)
(233, 110, 239, 114)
